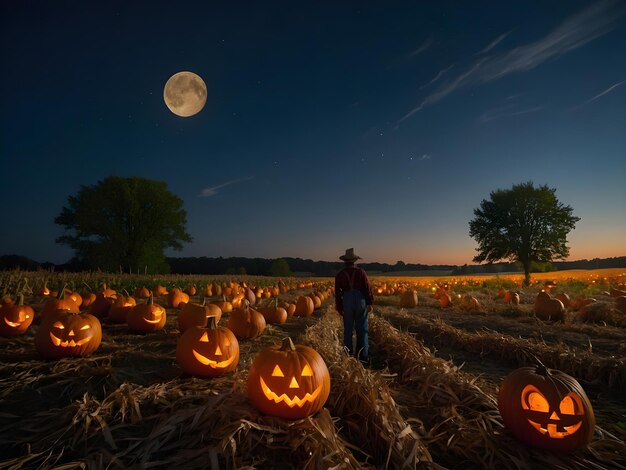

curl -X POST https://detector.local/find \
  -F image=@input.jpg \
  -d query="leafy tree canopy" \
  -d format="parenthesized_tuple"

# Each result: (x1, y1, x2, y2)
(55, 176, 192, 273)
(469, 181, 580, 285)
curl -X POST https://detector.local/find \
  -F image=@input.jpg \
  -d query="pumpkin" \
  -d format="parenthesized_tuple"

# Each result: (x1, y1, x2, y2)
(40, 289, 80, 320)
(400, 290, 418, 308)
(176, 317, 239, 377)
(167, 287, 190, 308)
(184, 284, 197, 296)
(247, 337, 331, 420)
(134, 286, 151, 299)
(108, 295, 137, 323)
(0, 294, 34, 337)
(178, 299, 222, 332)
(257, 299, 288, 325)
(294, 296, 315, 317)
(498, 365, 595, 452)
(127, 295, 167, 333)
(80, 291, 97, 308)
(227, 302, 266, 339)
(35, 311, 102, 359)
(89, 292, 116, 319)
(153, 284, 168, 297)
(534, 292, 565, 321)
(211, 297, 233, 313)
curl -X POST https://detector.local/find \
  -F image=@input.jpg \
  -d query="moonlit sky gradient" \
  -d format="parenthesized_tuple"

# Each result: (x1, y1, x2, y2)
(1, 1, 625, 265)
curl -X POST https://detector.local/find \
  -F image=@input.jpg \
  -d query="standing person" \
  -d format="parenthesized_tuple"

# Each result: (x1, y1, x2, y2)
(334, 248, 374, 365)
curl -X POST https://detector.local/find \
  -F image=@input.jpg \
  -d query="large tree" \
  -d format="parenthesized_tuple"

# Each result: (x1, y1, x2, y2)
(469, 182, 580, 286)
(55, 176, 192, 273)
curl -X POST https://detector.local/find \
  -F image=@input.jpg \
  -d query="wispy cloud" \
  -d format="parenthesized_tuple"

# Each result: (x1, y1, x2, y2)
(419, 64, 455, 90)
(572, 79, 625, 109)
(420, 154, 432, 160)
(477, 103, 544, 124)
(199, 176, 255, 197)
(407, 38, 433, 58)
(399, 0, 622, 124)
(476, 30, 513, 55)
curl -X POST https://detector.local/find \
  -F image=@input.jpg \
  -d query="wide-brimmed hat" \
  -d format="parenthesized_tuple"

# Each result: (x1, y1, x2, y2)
(339, 248, 361, 261)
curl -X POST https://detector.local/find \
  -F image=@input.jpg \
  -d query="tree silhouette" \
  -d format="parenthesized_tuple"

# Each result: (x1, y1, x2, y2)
(55, 176, 192, 273)
(469, 182, 580, 286)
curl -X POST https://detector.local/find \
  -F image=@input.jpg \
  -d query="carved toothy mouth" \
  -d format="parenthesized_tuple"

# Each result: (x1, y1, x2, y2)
(527, 419, 582, 438)
(259, 377, 322, 407)
(191, 349, 237, 368)
(49, 332, 93, 347)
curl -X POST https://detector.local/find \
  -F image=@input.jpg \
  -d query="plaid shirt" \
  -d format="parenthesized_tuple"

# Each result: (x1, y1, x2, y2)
(334, 266, 374, 312)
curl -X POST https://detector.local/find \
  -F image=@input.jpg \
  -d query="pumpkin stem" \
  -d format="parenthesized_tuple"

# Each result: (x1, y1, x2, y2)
(18, 293, 25, 306)
(147, 293, 154, 305)
(207, 315, 218, 329)
(280, 337, 296, 351)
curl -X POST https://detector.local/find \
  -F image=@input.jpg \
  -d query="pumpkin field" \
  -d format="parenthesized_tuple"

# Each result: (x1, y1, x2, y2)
(1, 269, 625, 469)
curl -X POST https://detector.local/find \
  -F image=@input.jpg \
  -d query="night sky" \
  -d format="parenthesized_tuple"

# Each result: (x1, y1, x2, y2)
(1, 1, 625, 265)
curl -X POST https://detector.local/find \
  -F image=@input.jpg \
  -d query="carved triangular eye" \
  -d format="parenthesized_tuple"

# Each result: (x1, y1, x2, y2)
(53, 321, 65, 329)
(80, 325, 91, 330)
(200, 332, 209, 342)
(521, 385, 549, 412)
(301, 364, 313, 376)
(271, 365, 284, 377)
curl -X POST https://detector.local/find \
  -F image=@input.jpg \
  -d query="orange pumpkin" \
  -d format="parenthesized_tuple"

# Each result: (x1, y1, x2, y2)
(257, 299, 288, 325)
(534, 292, 565, 321)
(178, 299, 222, 332)
(35, 311, 102, 359)
(108, 295, 137, 323)
(134, 286, 151, 299)
(294, 296, 314, 317)
(227, 302, 266, 339)
(247, 338, 331, 419)
(127, 295, 167, 333)
(0, 294, 34, 337)
(40, 290, 80, 320)
(176, 317, 239, 377)
(167, 288, 190, 308)
(498, 365, 595, 452)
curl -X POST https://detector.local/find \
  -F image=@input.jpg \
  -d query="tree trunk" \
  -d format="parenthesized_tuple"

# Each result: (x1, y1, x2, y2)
(523, 260, 531, 287)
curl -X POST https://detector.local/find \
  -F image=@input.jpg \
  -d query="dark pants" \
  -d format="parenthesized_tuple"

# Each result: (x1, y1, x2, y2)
(342, 289, 369, 361)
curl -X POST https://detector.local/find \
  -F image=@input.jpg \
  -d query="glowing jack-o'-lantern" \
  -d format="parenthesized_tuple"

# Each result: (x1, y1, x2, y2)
(176, 317, 239, 377)
(247, 338, 330, 419)
(0, 294, 34, 337)
(127, 294, 166, 333)
(35, 311, 102, 359)
(498, 365, 595, 452)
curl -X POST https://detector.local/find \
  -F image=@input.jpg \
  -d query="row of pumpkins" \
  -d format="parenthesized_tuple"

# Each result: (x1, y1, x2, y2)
(0, 282, 334, 421)
(1, 281, 599, 452)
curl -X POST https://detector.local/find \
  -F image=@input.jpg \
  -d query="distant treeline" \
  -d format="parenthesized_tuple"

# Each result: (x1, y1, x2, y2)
(2, 254, 626, 277)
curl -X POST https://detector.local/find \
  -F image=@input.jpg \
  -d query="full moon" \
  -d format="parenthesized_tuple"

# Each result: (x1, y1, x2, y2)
(163, 71, 207, 117)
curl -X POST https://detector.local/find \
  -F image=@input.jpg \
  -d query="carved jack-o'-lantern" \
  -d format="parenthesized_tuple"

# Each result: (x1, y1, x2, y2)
(498, 365, 595, 452)
(127, 294, 166, 333)
(35, 311, 102, 359)
(247, 338, 331, 420)
(176, 317, 239, 377)
(0, 295, 34, 337)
